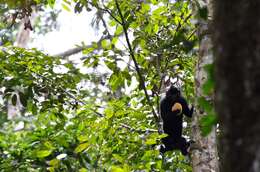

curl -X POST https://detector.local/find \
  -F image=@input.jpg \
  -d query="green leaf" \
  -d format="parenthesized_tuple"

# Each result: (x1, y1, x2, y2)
(145, 24, 152, 35)
(79, 168, 88, 172)
(105, 60, 116, 71)
(75, 142, 89, 153)
(153, 24, 159, 33)
(145, 133, 162, 145)
(145, 139, 157, 145)
(151, 0, 158, 5)
(63, 0, 71, 5)
(47, 0, 55, 8)
(115, 25, 123, 36)
(49, 167, 55, 172)
(77, 135, 88, 143)
(109, 20, 117, 27)
(129, 22, 138, 29)
(62, 3, 71, 12)
(109, 73, 123, 91)
(139, 39, 146, 49)
(33, 0, 41, 3)
(152, 6, 166, 16)
(110, 166, 124, 172)
(158, 133, 168, 139)
(141, 3, 150, 12)
(104, 107, 114, 119)
(112, 37, 118, 45)
(101, 39, 109, 49)
(49, 158, 59, 167)
(112, 154, 124, 163)
(36, 150, 52, 158)
(82, 47, 93, 54)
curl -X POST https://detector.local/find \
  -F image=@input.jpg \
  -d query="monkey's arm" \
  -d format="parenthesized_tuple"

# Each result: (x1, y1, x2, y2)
(178, 97, 193, 117)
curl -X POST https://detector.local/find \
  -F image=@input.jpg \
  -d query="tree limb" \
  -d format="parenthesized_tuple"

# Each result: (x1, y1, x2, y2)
(53, 35, 111, 58)
(54, 46, 85, 58)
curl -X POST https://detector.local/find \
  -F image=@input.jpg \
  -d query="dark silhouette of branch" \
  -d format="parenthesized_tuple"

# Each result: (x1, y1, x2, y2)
(88, 1, 122, 25)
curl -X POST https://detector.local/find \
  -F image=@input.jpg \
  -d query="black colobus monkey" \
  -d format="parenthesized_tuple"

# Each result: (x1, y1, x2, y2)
(160, 86, 194, 155)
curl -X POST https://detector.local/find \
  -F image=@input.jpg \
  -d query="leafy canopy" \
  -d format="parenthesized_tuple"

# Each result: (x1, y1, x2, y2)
(0, 0, 199, 171)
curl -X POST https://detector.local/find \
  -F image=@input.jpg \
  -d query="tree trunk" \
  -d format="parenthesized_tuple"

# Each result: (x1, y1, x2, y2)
(213, 1, 260, 172)
(191, 1, 219, 171)
(15, 15, 33, 48)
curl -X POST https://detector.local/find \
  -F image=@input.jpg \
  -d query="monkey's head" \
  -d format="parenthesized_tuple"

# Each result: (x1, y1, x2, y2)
(166, 86, 180, 97)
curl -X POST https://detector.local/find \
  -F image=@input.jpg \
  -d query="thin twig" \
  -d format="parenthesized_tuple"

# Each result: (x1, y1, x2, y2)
(175, 13, 192, 34)
(88, 1, 122, 25)
(187, 28, 197, 40)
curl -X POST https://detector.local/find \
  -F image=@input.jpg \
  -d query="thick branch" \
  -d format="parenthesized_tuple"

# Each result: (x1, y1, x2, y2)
(54, 46, 84, 58)
(54, 35, 111, 58)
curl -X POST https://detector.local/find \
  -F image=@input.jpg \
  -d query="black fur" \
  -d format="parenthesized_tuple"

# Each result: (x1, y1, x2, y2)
(160, 86, 193, 155)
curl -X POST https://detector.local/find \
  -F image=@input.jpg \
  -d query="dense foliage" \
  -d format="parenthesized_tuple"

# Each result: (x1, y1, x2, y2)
(0, 0, 205, 171)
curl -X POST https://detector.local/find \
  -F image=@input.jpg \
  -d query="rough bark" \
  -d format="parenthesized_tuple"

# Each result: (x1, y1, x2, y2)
(213, 1, 260, 172)
(15, 15, 34, 48)
(191, 0, 219, 171)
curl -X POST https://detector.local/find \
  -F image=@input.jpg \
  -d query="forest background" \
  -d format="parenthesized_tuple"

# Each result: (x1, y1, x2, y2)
(0, 0, 259, 171)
